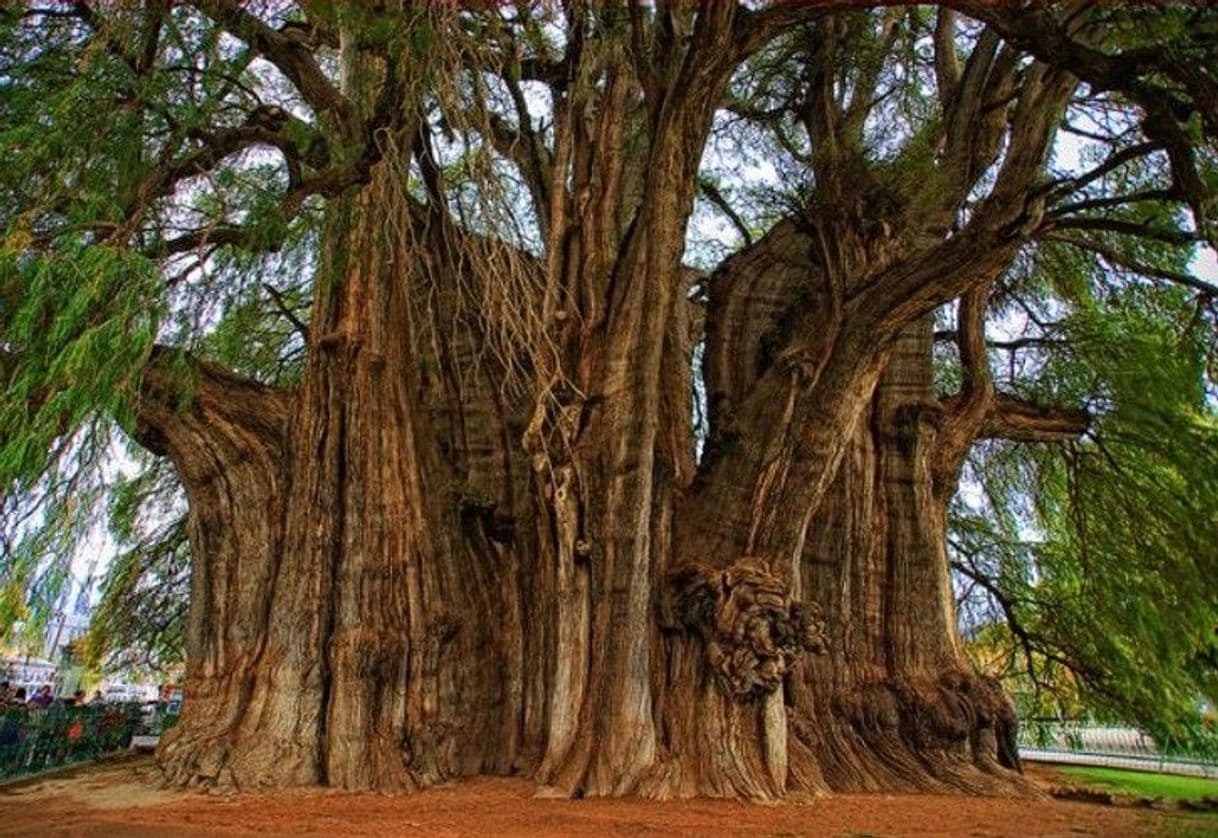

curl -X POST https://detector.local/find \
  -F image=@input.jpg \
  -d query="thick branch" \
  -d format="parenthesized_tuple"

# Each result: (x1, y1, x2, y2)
(949, 3, 1218, 246)
(133, 346, 293, 466)
(941, 391, 1089, 445)
(933, 7, 962, 107)
(859, 63, 1077, 336)
(150, 162, 368, 258)
(978, 394, 1089, 443)
(939, 28, 1016, 201)
(933, 285, 995, 495)
(933, 284, 1087, 494)
(127, 106, 330, 222)
(734, 2, 838, 57)
(191, 0, 353, 126)
(842, 8, 902, 139)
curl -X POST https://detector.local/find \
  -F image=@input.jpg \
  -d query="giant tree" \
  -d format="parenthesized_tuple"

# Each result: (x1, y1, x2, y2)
(2, 2, 1216, 798)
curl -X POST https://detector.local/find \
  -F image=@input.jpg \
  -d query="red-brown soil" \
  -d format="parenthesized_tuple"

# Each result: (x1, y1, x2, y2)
(1, 756, 1213, 837)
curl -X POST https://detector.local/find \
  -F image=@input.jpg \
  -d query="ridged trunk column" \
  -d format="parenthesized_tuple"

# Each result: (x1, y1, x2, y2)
(149, 156, 520, 791)
(136, 354, 291, 789)
(790, 321, 1026, 795)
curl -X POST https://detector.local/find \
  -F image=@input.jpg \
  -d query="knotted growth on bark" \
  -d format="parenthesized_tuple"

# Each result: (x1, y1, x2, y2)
(671, 558, 829, 701)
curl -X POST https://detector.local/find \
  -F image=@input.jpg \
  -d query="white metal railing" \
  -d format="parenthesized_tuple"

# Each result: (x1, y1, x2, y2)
(1018, 720, 1218, 778)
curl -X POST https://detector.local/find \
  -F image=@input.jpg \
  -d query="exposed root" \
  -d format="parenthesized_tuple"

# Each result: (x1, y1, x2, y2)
(156, 714, 328, 794)
(810, 669, 1041, 797)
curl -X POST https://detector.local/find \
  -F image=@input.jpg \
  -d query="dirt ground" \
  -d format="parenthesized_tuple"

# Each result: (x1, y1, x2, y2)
(1, 756, 1214, 837)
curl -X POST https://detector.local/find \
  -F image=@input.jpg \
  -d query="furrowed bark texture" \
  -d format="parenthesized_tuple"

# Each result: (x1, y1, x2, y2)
(788, 322, 1028, 796)
(138, 214, 1029, 797)
(130, 4, 1084, 801)
(135, 353, 292, 789)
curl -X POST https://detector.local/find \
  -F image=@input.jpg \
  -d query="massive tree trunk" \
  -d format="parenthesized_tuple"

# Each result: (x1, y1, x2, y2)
(128, 5, 1083, 801)
(147, 157, 524, 791)
(136, 353, 293, 789)
(138, 199, 1031, 798)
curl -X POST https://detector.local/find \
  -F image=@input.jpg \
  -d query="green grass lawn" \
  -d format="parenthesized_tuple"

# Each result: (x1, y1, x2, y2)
(1059, 765, 1218, 801)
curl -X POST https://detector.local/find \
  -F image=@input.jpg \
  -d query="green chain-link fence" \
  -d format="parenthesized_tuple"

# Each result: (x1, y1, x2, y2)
(0, 703, 146, 781)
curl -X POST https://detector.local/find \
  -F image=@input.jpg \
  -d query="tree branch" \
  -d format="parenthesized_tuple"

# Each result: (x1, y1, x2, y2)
(934, 331, 1067, 353)
(1048, 141, 1161, 197)
(133, 346, 292, 461)
(934, 7, 962, 107)
(262, 283, 309, 342)
(190, 0, 353, 126)
(734, 1, 839, 58)
(150, 162, 367, 258)
(1047, 189, 1177, 219)
(977, 393, 1090, 443)
(934, 284, 995, 494)
(1042, 233, 1218, 297)
(698, 178, 753, 246)
(858, 62, 1078, 336)
(1041, 217, 1198, 247)
(950, 548, 1098, 682)
(948, 3, 1218, 247)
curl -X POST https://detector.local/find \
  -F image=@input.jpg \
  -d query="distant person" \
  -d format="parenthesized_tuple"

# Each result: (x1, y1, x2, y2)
(0, 681, 10, 703)
(28, 684, 53, 708)
(0, 699, 18, 747)
(88, 690, 104, 705)
(11, 686, 27, 706)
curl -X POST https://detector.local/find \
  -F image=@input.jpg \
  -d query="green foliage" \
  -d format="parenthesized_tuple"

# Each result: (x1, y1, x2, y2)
(0, 241, 161, 485)
(73, 455, 188, 674)
(0, 5, 308, 660)
(84, 517, 188, 673)
(0, 237, 161, 652)
(956, 267, 1218, 739)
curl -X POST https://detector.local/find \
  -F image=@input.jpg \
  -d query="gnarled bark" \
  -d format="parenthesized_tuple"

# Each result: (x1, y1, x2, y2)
(142, 191, 1064, 799)
(788, 322, 1030, 796)
(134, 351, 291, 789)
(130, 2, 1092, 802)
(144, 156, 523, 791)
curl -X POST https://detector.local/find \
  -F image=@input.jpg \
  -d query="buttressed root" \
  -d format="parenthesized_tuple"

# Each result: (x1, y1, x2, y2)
(672, 557, 829, 700)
